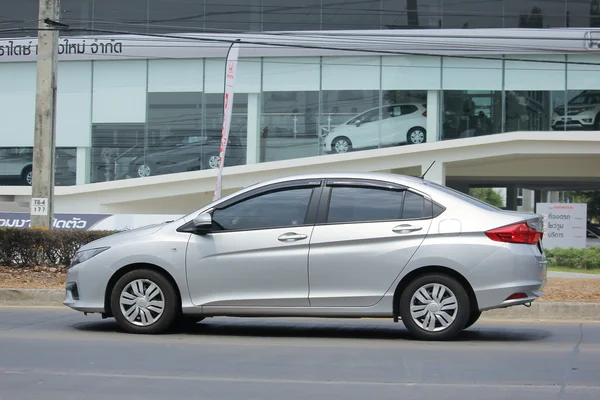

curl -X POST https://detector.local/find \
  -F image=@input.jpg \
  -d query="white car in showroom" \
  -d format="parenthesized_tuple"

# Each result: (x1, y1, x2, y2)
(322, 103, 427, 154)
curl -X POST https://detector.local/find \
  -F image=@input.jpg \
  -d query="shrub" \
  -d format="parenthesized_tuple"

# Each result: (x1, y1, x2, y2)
(545, 247, 600, 270)
(0, 228, 118, 267)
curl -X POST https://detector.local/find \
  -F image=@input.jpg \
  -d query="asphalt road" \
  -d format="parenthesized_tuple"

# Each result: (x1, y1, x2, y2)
(0, 308, 599, 400)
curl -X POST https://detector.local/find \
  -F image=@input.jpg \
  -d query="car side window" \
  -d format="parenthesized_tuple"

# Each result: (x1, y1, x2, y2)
(400, 105, 418, 115)
(212, 188, 314, 231)
(326, 187, 404, 224)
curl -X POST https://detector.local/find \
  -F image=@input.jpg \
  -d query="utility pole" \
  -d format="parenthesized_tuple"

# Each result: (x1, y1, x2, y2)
(30, 0, 60, 229)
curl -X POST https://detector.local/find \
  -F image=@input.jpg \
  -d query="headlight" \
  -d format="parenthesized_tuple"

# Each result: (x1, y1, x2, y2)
(576, 107, 594, 114)
(70, 247, 110, 268)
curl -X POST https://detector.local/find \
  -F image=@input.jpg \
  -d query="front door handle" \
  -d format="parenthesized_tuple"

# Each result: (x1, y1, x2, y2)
(278, 232, 308, 242)
(393, 224, 423, 234)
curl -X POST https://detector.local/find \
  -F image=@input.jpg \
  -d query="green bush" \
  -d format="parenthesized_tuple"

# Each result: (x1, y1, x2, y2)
(0, 228, 118, 267)
(545, 247, 600, 270)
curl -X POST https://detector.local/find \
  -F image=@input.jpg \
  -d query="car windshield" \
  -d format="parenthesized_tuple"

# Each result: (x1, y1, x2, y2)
(569, 93, 600, 105)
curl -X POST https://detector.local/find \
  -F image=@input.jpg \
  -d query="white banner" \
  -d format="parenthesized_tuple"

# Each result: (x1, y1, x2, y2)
(213, 41, 240, 201)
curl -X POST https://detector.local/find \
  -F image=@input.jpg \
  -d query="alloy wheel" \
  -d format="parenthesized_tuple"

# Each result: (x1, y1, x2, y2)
(409, 129, 426, 144)
(137, 164, 151, 177)
(208, 155, 220, 169)
(409, 283, 458, 332)
(334, 139, 349, 153)
(26, 171, 32, 185)
(119, 279, 165, 327)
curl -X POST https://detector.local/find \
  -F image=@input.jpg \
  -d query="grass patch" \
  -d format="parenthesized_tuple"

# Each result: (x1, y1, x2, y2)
(548, 266, 600, 275)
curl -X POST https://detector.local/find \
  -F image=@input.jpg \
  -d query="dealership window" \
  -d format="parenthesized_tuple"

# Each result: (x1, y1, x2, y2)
(262, 0, 321, 31)
(0, 147, 77, 187)
(441, 0, 503, 28)
(320, 57, 382, 155)
(91, 124, 145, 183)
(261, 58, 321, 163)
(321, 0, 382, 30)
(441, 56, 503, 141)
(503, 0, 567, 28)
(562, 54, 600, 131)
(382, 0, 443, 29)
(204, 0, 262, 32)
(504, 54, 566, 133)
(570, 0, 600, 27)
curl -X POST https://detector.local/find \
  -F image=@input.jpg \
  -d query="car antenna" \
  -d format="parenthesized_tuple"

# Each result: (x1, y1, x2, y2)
(420, 161, 436, 179)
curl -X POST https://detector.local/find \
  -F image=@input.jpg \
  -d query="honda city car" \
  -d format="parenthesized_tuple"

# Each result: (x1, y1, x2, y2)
(322, 104, 427, 154)
(64, 172, 547, 341)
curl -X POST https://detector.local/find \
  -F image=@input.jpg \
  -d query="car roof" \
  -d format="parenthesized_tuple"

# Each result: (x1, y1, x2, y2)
(246, 171, 427, 189)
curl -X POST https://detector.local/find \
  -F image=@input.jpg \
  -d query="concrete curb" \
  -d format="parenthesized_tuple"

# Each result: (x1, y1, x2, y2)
(0, 289, 599, 321)
(0, 289, 64, 307)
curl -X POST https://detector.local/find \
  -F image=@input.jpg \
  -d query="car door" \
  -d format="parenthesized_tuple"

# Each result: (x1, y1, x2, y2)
(308, 179, 435, 308)
(185, 179, 323, 308)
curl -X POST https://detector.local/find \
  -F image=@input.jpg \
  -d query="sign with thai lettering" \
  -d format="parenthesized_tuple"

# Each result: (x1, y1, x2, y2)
(536, 203, 588, 249)
(0, 212, 183, 231)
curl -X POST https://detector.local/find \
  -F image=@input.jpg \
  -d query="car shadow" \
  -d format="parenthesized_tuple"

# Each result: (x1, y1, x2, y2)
(72, 317, 552, 343)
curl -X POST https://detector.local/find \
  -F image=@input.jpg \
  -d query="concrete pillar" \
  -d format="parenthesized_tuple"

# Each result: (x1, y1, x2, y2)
(76, 147, 91, 185)
(506, 185, 518, 211)
(426, 90, 440, 143)
(447, 181, 470, 194)
(421, 161, 445, 185)
(246, 93, 261, 165)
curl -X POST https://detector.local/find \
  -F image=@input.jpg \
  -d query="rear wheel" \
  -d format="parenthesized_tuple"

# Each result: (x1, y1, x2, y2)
(407, 127, 426, 144)
(110, 269, 178, 334)
(399, 274, 470, 341)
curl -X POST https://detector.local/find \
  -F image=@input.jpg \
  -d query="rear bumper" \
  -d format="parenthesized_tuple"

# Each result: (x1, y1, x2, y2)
(466, 243, 547, 312)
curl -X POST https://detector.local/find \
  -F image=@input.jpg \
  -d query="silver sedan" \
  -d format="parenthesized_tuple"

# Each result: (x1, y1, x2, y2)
(64, 172, 547, 341)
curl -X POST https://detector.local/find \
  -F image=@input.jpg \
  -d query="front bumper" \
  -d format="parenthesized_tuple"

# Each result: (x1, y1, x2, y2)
(63, 261, 115, 314)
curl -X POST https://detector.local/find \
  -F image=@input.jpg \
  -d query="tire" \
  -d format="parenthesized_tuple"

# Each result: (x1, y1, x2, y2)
(399, 273, 471, 341)
(332, 137, 352, 154)
(110, 269, 178, 334)
(22, 165, 32, 186)
(464, 311, 482, 330)
(407, 127, 426, 144)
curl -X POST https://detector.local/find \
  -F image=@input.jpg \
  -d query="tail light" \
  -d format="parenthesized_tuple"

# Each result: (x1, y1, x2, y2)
(422, 111, 427, 117)
(485, 222, 542, 245)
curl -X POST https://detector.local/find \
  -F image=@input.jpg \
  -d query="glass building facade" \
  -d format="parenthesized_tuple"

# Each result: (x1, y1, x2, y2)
(4, 0, 600, 36)
(0, 0, 598, 187)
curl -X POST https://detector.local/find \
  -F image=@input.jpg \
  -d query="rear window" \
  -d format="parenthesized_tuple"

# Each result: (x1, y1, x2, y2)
(423, 181, 501, 211)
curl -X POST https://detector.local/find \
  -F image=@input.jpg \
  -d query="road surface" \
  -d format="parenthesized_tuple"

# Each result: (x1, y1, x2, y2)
(0, 308, 599, 400)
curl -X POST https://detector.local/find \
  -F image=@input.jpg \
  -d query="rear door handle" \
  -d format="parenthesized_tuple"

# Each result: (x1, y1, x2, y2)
(278, 232, 308, 242)
(393, 224, 423, 234)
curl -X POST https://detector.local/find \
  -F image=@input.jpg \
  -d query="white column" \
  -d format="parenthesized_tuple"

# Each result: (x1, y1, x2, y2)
(422, 161, 446, 185)
(76, 147, 91, 185)
(246, 93, 261, 165)
(426, 90, 440, 143)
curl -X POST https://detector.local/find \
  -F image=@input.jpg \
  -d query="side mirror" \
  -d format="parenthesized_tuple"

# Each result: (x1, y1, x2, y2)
(193, 213, 212, 234)
(355, 120, 361, 127)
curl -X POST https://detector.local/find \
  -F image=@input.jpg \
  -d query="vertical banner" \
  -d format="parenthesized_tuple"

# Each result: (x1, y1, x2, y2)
(213, 40, 241, 201)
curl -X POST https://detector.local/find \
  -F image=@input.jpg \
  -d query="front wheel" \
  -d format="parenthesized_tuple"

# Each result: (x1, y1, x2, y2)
(399, 274, 470, 341)
(110, 269, 178, 334)
(331, 137, 352, 154)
